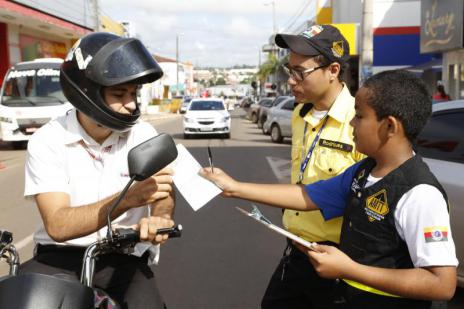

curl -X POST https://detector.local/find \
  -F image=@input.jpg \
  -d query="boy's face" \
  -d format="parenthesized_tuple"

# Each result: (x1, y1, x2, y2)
(350, 87, 386, 156)
(103, 83, 138, 115)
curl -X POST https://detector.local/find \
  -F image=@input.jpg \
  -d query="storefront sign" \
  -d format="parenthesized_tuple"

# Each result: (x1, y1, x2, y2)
(421, 0, 464, 53)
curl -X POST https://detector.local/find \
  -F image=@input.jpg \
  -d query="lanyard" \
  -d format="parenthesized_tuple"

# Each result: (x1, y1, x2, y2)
(298, 115, 329, 183)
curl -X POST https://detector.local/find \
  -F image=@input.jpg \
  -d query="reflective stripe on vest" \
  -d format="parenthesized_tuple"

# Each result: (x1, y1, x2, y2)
(343, 279, 401, 298)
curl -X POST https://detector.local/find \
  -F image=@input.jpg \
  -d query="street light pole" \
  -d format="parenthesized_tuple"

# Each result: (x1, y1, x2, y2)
(264, 0, 277, 33)
(176, 34, 179, 96)
(272, 0, 276, 33)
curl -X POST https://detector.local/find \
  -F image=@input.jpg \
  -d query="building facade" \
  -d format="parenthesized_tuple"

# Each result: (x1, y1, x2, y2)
(421, 0, 464, 100)
(0, 0, 99, 84)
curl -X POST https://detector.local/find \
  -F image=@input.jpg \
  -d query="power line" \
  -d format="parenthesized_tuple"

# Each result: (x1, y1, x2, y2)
(282, 0, 315, 33)
(280, 0, 310, 31)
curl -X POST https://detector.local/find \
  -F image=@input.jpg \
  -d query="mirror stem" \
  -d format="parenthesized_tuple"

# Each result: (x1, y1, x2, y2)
(106, 175, 137, 242)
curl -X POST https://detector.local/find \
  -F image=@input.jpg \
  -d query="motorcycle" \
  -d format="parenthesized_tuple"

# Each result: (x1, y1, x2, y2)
(0, 133, 181, 308)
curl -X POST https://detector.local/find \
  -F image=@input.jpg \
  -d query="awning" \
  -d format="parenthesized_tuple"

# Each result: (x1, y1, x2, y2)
(404, 59, 442, 73)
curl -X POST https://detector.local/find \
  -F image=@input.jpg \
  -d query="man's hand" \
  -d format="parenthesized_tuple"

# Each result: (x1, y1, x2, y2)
(199, 167, 238, 197)
(294, 243, 358, 279)
(137, 216, 174, 244)
(124, 167, 173, 209)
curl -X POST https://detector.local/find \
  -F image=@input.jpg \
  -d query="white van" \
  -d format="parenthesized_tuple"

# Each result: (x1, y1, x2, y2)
(0, 58, 72, 148)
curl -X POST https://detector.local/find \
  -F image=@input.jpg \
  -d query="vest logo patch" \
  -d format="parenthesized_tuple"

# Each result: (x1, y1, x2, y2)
(319, 139, 353, 152)
(365, 189, 389, 222)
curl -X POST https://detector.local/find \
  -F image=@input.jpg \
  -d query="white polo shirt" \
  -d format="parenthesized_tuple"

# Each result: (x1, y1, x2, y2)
(25, 109, 158, 247)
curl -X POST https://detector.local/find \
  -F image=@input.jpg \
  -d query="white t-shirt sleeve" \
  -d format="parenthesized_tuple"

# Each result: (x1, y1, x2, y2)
(24, 131, 69, 196)
(394, 184, 458, 267)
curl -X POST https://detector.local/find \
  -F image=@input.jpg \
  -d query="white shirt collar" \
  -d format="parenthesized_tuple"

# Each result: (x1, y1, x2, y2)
(63, 109, 126, 147)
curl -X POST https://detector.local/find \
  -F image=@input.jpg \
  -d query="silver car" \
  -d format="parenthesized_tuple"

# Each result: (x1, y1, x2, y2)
(416, 100, 464, 287)
(263, 97, 295, 143)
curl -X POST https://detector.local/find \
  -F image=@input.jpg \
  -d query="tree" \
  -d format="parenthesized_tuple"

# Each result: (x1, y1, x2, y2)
(215, 77, 226, 86)
(255, 53, 288, 82)
(256, 53, 278, 81)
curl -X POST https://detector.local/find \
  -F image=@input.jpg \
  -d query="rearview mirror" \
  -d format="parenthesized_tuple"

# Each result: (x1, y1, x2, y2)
(107, 133, 178, 242)
(128, 133, 178, 181)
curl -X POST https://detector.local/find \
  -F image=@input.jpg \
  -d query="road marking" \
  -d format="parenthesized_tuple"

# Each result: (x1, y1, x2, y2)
(266, 156, 291, 184)
(15, 234, 34, 250)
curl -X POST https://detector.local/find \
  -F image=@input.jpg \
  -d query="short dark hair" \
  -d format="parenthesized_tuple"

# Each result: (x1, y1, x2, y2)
(313, 55, 346, 82)
(362, 70, 431, 142)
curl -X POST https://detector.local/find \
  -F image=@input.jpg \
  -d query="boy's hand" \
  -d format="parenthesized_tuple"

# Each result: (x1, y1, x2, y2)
(294, 243, 357, 279)
(199, 167, 238, 197)
(137, 216, 174, 245)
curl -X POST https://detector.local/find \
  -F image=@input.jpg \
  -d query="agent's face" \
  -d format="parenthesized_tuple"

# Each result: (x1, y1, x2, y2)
(103, 83, 138, 115)
(350, 87, 386, 156)
(287, 52, 331, 103)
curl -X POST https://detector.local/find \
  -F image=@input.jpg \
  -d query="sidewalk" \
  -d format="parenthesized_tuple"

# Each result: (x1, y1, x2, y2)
(141, 112, 181, 122)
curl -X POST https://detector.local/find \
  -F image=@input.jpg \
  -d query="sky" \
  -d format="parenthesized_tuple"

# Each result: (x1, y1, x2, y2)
(99, 0, 316, 68)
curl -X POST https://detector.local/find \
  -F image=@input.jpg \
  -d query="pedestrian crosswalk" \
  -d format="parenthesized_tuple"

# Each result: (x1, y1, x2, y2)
(266, 156, 291, 184)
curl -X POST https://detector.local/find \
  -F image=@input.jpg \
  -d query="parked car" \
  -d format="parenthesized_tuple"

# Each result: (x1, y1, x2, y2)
(179, 96, 193, 114)
(239, 96, 255, 112)
(263, 97, 295, 143)
(258, 95, 292, 130)
(247, 97, 273, 123)
(183, 98, 231, 139)
(416, 100, 464, 287)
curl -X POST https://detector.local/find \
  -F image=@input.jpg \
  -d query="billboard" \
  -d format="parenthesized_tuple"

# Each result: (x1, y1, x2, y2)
(421, 0, 464, 53)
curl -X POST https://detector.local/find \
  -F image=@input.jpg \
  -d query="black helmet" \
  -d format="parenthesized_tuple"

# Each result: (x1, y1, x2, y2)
(60, 32, 163, 132)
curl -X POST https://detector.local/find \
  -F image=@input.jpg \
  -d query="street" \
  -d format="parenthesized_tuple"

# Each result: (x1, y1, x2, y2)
(0, 109, 463, 308)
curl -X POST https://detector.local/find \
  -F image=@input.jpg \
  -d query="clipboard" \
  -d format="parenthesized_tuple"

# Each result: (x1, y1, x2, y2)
(236, 205, 317, 251)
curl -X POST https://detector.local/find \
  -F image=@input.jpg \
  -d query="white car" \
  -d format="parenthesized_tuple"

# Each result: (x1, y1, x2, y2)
(183, 98, 231, 139)
(416, 100, 464, 287)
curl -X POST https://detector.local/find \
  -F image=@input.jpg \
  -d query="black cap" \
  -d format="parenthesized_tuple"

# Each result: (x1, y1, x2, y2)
(275, 24, 350, 64)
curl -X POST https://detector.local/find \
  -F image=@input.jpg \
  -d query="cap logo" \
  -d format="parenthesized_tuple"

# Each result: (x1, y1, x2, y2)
(301, 25, 324, 39)
(332, 41, 344, 58)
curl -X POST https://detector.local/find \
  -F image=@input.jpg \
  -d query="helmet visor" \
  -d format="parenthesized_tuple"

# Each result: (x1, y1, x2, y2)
(86, 38, 163, 87)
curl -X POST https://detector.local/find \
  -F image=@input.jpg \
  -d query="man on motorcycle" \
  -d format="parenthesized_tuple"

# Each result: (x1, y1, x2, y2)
(20, 32, 174, 308)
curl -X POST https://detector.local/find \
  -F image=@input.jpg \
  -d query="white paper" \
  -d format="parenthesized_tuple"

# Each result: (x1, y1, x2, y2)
(171, 144, 222, 211)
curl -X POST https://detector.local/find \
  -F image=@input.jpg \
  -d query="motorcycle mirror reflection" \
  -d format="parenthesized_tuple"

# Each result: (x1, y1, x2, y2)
(106, 133, 178, 241)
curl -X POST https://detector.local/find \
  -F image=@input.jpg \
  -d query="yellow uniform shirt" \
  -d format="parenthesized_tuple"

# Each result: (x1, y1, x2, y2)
(283, 85, 365, 243)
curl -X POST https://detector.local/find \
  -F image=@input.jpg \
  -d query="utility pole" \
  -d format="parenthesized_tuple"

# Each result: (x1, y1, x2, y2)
(92, 0, 100, 31)
(359, 0, 373, 86)
(258, 47, 262, 98)
(176, 34, 179, 96)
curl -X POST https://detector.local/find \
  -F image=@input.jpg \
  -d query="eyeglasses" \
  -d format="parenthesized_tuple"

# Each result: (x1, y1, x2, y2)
(282, 63, 329, 82)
